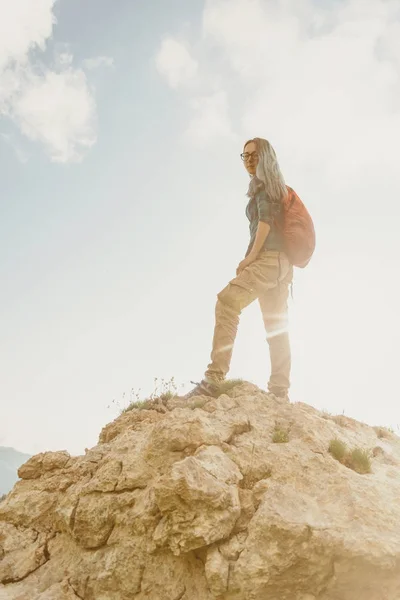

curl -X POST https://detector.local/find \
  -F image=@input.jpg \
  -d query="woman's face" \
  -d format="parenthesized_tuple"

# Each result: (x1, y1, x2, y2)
(242, 141, 259, 176)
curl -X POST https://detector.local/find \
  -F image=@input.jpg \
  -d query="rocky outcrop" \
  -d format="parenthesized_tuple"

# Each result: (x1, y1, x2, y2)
(0, 383, 399, 600)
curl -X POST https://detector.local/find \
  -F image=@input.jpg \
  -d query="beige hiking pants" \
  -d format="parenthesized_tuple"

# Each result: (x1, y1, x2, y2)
(205, 250, 293, 396)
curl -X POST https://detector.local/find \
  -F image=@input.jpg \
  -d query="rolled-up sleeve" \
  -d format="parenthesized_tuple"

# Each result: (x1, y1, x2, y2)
(256, 190, 272, 225)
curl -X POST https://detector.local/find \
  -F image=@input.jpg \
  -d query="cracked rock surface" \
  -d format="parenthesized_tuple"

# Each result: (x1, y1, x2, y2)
(1, 382, 400, 600)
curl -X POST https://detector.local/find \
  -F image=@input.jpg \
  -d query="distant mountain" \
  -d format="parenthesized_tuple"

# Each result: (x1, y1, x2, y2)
(0, 446, 31, 495)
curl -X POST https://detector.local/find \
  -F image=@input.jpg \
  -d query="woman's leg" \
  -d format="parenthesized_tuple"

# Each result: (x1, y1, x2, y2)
(205, 251, 286, 383)
(258, 265, 293, 397)
(205, 281, 257, 383)
(186, 251, 287, 399)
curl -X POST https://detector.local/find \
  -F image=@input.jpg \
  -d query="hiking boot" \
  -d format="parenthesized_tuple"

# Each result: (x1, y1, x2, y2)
(184, 379, 219, 400)
(267, 391, 290, 403)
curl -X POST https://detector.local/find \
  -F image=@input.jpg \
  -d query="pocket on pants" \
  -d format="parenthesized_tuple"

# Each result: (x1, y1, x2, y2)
(228, 268, 256, 293)
(250, 255, 281, 293)
(227, 252, 284, 299)
(217, 282, 254, 313)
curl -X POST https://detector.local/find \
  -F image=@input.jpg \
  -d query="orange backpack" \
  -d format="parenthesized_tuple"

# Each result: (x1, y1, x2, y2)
(279, 186, 315, 268)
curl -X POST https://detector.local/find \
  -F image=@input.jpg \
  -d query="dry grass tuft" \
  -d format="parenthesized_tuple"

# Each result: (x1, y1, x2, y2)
(215, 379, 244, 396)
(122, 377, 178, 413)
(272, 423, 290, 444)
(329, 438, 372, 474)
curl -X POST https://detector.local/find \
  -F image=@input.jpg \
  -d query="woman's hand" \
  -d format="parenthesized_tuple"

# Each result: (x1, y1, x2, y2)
(236, 254, 256, 275)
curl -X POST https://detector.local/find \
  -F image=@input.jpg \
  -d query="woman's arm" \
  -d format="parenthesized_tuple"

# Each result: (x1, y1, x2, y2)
(237, 189, 272, 274)
(237, 221, 271, 274)
(247, 221, 270, 259)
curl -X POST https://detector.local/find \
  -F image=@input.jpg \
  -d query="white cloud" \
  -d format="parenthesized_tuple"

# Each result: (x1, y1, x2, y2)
(13, 68, 96, 163)
(155, 37, 198, 88)
(156, 0, 400, 175)
(185, 91, 237, 144)
(155, 36, 235, 142)
(83, 56, 114, 70)
(0, 0, 101, 162)
(201, 0, 400, 174)
(0, 0, 55, 69)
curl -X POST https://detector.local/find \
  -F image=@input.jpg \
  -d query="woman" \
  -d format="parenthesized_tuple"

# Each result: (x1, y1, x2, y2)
(186, 137, 293, 401)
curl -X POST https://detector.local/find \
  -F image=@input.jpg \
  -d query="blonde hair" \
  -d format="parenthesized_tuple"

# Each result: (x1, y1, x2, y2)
(245, 137, 287, 202)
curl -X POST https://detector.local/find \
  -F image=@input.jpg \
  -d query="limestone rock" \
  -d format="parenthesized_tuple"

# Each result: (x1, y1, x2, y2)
(0, 523, 50, 584)
(205, 546, 230, 596)
(18, 451, 70, 480)
(1, 382, 400, 600)
(153, 448, 241, 554)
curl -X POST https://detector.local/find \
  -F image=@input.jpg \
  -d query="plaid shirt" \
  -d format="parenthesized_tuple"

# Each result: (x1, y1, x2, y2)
(245, 187, 284, 257)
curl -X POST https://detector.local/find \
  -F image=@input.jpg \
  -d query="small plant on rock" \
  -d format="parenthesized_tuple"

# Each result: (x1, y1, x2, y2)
(329, 438, 372, 474)
(148, 377, 178, 402)
(107, 387, 141, 414)
(331, 415, 347, 427)
(345, 448, 372, 474)
(329, 438, 347, 463)
(374, 426, 393, 439)
(214, 378, 243, 396)
(272, 423, 289, 444)
(123, 398, 153, 412)
(121, 377, 180, 413)
(321, 409, 332, 419)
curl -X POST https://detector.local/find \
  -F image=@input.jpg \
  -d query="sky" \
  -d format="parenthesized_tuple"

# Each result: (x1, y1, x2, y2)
(1, 0, 400, 456)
